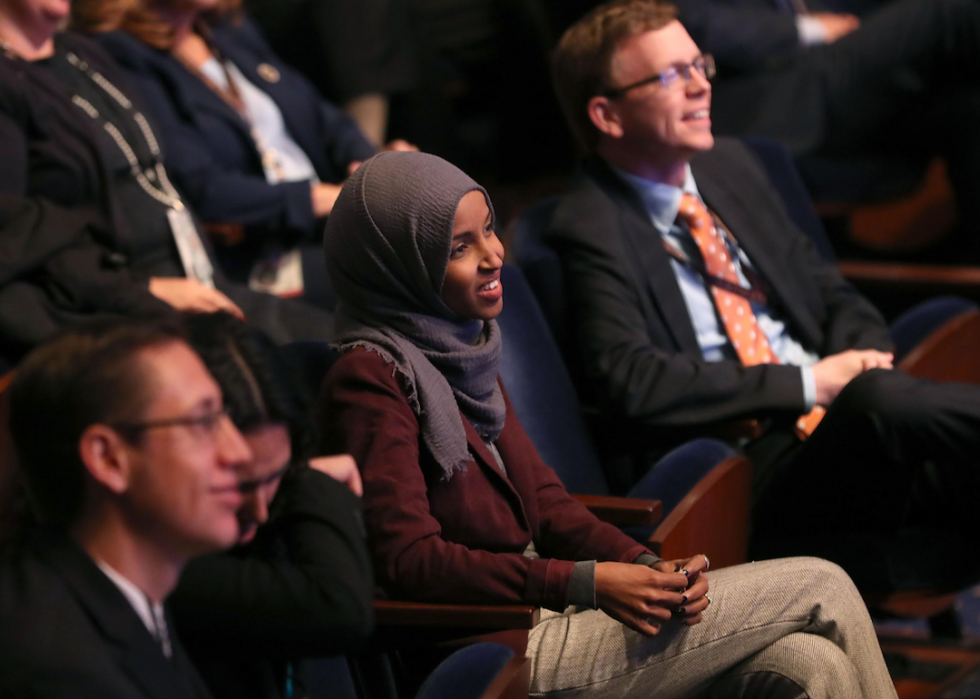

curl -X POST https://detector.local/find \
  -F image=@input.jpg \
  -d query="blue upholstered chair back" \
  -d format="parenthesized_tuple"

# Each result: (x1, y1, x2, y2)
(509, 197, 567, 347)
(740, 137, 837, 261)
(497, 264, 609, 495)
(304, 644, 515, 699)
(889, 296, 978, 360)
(415, 643, 515, 699)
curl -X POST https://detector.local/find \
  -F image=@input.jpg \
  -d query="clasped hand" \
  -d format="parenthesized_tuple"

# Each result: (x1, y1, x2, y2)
(595, 553, 709, 637)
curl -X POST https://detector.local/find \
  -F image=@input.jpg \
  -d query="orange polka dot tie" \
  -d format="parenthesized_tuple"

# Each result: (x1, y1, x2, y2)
(676, 193, 824, 438)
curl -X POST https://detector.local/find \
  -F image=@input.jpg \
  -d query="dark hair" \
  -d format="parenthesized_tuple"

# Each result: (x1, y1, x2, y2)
(8, 318, 186, 529)
(552, 0, 678, 152)
(183, 313, 313, 462)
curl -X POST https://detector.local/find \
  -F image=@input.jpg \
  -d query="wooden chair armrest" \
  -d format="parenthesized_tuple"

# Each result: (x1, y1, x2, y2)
(898, 310, 980, 383)
(481, 656, 531, 699)
(572, 494, 662, 527)
(839, 261, 980, 296)
(648, 456, 752, 570)
(374, 600, 539, 630)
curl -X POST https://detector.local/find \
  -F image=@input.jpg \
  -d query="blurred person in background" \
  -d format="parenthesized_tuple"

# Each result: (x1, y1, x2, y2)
(176, 311, 372, 699)
(75, 0, 416, 307)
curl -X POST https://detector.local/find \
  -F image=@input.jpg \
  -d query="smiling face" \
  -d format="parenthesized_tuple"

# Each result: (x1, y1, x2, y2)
(440, 190, 505, 321)
(120, 342, 251, 559)
(599, 21, 713, 171)
(236, 423, 291, 545)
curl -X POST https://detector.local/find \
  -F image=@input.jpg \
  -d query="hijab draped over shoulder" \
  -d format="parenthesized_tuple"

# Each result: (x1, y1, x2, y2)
(324, 152, 504, 480)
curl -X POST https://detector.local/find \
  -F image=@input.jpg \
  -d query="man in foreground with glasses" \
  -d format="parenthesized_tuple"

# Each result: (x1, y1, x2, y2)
(0, 318, 252, 698)
(548, 0, 980, 588)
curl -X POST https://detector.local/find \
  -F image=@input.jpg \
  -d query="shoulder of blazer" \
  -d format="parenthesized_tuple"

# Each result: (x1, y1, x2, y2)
(210, 15, 277, 62)
(93, 31, 168, 74)
(547, 157, 648, 253)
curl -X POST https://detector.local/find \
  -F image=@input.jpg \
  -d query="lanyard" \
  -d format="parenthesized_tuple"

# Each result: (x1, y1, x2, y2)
(664, 209, 769, 304)
(64, 51, 188, 212)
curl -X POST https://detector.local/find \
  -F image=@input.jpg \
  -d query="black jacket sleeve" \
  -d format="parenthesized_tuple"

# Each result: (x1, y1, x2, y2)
(170, 466, 374, 657)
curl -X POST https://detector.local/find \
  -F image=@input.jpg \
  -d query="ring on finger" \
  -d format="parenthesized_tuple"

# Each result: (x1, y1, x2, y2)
(705, 594, 712, 606)
(702, 554, 710, 571)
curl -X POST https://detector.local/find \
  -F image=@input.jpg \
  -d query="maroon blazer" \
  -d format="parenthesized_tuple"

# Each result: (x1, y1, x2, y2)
(320, 347, 652, 611)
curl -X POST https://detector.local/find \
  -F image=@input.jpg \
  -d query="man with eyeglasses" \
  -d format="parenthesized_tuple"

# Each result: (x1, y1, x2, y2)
(0, 318, 251, 698)
(548, 0, 980, 593)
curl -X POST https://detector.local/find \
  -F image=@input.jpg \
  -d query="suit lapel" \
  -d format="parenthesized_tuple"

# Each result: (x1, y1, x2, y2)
(209, 32, 318, 162)
(693, 154, 823, 347)
(588, 160, 703, 354)
(37, 533, 207, 699)
(147, 41, 254, 148)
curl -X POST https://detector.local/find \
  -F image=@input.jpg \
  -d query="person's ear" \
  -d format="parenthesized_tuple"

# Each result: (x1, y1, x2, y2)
(78, 425, 134, 495)
(588, 96, 624, 139)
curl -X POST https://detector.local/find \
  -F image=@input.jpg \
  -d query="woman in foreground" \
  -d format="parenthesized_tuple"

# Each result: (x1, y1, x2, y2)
(318, 151, 898, 698)
(177, 312, 371, 699)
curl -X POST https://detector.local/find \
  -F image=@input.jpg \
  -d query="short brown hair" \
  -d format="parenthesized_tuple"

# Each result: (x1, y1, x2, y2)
(71, 0, 243, 50)
(9, 318, 186, 528)
(552, 0, 678, 152)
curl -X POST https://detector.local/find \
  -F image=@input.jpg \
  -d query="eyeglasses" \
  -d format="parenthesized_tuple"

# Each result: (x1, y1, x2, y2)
(111, 408, 229, 438)
(604, 55, 715, 98)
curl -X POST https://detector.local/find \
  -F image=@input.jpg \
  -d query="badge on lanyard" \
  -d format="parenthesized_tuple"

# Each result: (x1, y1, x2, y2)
(168, 207, 215, 288)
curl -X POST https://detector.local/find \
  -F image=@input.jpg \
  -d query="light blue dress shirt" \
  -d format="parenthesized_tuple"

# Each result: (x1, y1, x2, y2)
(614, 165, 819, 409)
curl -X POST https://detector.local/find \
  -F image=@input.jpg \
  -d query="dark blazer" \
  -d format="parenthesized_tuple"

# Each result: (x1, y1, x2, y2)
(169, 466, 373, 699)
(0, 531, 213, 699)
(319, 347, 651, 612)
(0, 36, 171, 361)
(0, 32, 334, 356)
(546, 138, 892, 432)
(95, 18, 376, 242)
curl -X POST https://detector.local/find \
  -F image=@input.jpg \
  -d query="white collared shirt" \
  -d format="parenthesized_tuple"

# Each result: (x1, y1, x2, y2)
(96, 559, 172, 658)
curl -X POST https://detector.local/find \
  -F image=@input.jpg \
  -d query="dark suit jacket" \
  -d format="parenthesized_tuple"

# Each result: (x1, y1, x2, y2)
(0, 32, 173, 360)
(546, 139, 892, 436)
(319, 347, 651, 612)
(0, 32, 333, 356)
(169, 466, 373, 699)
(95, 18, 376, 243)
(0, 531, 213, 699)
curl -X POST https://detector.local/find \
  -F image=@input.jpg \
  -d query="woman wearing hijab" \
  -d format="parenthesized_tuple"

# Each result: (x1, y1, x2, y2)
(319, 151, 898, 699)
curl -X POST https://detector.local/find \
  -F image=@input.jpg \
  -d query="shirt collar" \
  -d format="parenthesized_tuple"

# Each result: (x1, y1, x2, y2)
(611, 163, 700, 236)
(96, 558, 159, 636)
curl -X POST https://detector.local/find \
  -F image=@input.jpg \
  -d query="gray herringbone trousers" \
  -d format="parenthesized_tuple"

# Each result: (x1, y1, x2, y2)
(527, 557, 897, 698)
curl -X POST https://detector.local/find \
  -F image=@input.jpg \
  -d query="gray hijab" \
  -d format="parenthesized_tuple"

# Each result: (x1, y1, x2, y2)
(324, 151, 505, 480)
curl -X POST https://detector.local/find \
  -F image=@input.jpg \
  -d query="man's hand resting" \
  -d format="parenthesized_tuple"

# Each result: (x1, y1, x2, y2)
(308, 454, 363, 496)
(812, 349, 893, 406)
(149, 278, 245, 319)
(811, 12, 860, 42)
